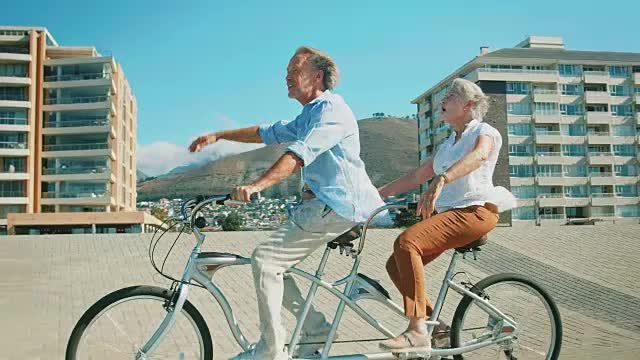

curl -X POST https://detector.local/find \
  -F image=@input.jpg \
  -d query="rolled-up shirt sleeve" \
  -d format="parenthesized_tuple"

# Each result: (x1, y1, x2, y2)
(286, 102, 346, 166)
(258, 116, 300, 145)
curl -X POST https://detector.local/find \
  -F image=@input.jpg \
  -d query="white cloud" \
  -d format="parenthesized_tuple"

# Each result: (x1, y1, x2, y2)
(137, 140, 264, 176)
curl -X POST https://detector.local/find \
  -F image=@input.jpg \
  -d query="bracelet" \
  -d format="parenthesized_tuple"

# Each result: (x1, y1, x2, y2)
(440, 172, 450, 184)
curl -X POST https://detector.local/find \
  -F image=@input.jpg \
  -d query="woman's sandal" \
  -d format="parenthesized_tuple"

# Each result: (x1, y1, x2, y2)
(379, 331, 432, 352)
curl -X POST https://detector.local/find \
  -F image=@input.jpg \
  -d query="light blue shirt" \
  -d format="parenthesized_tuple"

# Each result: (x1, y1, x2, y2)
(259, 91, 385, 223)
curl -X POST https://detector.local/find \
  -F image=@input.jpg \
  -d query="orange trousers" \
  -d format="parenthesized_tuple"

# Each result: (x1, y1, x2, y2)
(386, 205, 499, 318)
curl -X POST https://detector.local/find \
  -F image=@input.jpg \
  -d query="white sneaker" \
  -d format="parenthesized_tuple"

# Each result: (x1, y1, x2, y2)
(292, 321, 336, 358)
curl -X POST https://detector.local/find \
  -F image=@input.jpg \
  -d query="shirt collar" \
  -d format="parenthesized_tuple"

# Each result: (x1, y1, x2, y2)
(306, 90, 332, 106)
(452, 118, 480, 138)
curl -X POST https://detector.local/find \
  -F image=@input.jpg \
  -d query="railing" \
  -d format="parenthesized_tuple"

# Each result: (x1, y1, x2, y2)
(589, 172, 613, 177)
(44, 73, 111, 82)
(535, 130, 561, 136)
(536, 172, 564, 178)
(0, 94, 27, 101)
(615, 192, 639, 198)
(613, 152, 636, 157)
(479, 68, 558, 75)
(42, 166, 109, 175)
(537, 193, 564, 198)
(591, 193, 615, 198)
(534, 111, 561, 116)
(565, 194, 589, 198)
(588, 152, 613, 157)
(42, 191, 110, 199)
(583, 71, 608, 76)
(42, 143, 109, 151)
(0, 191, 26, 197)
(0, 72, 27, 78)
(536, 152, 562, 156)
(0, 46, 29, 54)
(0, 142, 27, 149)
(533, 89, 558, 94)
(539, 214, 565, 220)
(508, 152, 533, 157)
(44, 118, 109, 128)
(588, 132, 610, 136)
(44, 95, 109, 105)
(0, 118, 27, 125)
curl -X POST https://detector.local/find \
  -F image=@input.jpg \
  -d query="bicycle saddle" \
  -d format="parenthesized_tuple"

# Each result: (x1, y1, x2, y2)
(327, 224, 363, 249)
(454, 235, 488, 253)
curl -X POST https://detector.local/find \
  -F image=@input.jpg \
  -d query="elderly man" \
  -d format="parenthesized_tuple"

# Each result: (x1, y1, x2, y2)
(189, 46, 385, 360)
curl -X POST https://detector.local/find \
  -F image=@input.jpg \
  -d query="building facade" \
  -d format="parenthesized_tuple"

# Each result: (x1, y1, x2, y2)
(0, 26, 150, 234)
(413, 36, 640, 226)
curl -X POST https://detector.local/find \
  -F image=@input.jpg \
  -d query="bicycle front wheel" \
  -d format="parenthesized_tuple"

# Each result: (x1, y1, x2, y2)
(66, 285, 213, 360)
(450, 273, 562, 360)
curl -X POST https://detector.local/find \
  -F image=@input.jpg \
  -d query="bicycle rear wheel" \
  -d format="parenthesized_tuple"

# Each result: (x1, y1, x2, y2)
(450, 273, 562, 360)
(66, 285, 213, 360)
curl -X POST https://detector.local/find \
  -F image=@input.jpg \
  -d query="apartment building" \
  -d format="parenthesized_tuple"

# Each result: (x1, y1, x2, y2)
(413, 36, 640, 226)
(0, 26, 159, 234)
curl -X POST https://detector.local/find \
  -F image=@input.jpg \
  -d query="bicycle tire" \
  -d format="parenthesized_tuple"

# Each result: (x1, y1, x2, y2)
(65, 285, 213, 360)
(450, 273, 562, 360)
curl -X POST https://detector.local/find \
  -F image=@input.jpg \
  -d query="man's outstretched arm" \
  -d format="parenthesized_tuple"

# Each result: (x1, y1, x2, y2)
(189, 126, 262, 152)
(232, 152, 304, 201)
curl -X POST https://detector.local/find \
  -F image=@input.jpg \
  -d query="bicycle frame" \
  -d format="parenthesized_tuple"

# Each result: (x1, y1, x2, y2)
(137, 203, 518, 360)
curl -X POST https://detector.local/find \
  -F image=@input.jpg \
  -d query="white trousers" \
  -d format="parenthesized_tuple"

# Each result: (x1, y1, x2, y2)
(251, 199, 355, 359)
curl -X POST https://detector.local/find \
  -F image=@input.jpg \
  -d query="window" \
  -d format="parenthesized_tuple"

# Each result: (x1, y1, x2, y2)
(534, 102, 558, 114)
(614, 165, 637, 176)
(609, 85, 630, 96)
(613, 144, 635, 156)
(586, 104, 608, 112)
(512, 186, 536, 199)
(565, 186, 588, 198)
(612, 125, 635, 136)
(615, 185, 638, 197)
(616, 205, 640, 218)
(512, 207, 536, 220)
(635, 87, 640, 94)
(608, 66, 629, 77)
(560, 104, 584, 115)
(0, 64, 27, 77)
(507, 102, 532, 115)
(0, 87, 26, 101)
(562, 144, 586, 156)
(536, 165, 562, 176)
(506, 82, 530, 94)
(509, 144, 532, 156)
(565, 165, 587, 177)
(611, 105, 632, 116)
(559, 64, 581, 76)
(561, 124, 586, 136)
(507, 124, 532, 136)
(560, 84, 582, 95)
(509, 165, 534, 177)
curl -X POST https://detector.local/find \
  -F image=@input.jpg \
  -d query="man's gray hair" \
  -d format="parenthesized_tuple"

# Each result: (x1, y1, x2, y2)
(295, 46, 340, 91)
(449, 78, 490, 120)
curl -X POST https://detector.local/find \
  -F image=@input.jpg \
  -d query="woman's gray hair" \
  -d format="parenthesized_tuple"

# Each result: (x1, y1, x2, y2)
(295, 46, 340, 91)
(448, 78, 489, 120)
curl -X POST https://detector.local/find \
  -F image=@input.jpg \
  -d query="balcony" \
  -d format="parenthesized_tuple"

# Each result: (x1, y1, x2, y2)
(42, 118, 112, 136)
(0, 190, 28, 205)
(538, 213, 566, 224)
(41, 143, 115, 159)
(537, 193, 565, 207)
(588, 152, 614, 164)
(533, 113, 561, 124)
(536, 173, 565, 186)
(634, 72, 640, 85)
(0, 46, 31, 62)
(534, 131, 562, 144)
(41, 165, 113, 182)
(0, 166, 29, 180)
(43, 72, 114, 91)
(43, 95, 112, 112)
(0, 117, 28, 132)
(587, 132, 613, 144)
(0, 75, 30, 86)
(564, 196, 590, 207)
(471, 68, 559, 83)
(532, 90, 560, 103)
(637, 113, 640, 126)
(0, 142, 29, 156)
(589, 172, 615, 185)
(614, 194, 640, 205)
(0, 94, 30, 108)
(583, 71, 608, 83)
(590, 193, 616, 206)
(535, 152, 564, 165)
(586, 112, 610, 124)
(584, 91, 610, 104)
(41, 190, 113, 206)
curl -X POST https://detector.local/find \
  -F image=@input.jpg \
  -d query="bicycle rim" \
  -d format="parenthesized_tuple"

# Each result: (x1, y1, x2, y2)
(455, 280, 558, 359)
(75, 295, 206, 360)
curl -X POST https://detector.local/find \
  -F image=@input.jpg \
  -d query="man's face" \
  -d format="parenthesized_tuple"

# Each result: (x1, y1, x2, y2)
(286, 54, 321, 104)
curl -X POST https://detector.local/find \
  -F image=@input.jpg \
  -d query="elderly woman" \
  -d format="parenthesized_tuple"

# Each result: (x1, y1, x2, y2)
(378, 78, 515, 351)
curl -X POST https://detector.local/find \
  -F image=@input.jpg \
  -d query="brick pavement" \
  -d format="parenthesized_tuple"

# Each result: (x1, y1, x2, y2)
(0, 225, 639, 359)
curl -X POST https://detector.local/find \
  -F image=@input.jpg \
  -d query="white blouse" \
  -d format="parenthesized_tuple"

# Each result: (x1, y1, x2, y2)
(432, 119, 516, 213)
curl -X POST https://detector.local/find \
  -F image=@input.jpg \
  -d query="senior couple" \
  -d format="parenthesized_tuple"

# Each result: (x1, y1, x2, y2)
(189, 46, 515, 359)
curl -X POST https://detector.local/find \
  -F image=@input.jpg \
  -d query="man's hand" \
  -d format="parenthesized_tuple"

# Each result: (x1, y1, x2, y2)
(189, 133, 218, 153)
(417, 175, 446, 219)
(232, 184, 260, 202)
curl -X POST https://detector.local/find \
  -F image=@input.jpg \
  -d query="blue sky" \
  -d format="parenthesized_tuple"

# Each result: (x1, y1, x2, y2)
(4, 0, 639, 174)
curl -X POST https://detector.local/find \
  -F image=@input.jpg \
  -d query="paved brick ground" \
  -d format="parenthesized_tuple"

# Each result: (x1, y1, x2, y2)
(0, 225, 639, 359)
